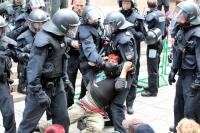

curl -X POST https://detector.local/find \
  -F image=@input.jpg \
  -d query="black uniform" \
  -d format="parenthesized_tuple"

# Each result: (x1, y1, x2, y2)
(0, 36, 20, 133)
(78, 24, 105, 97)
(109, 30, 137, 132)
(17, 30, 70, 133)
(157, 0, 170, 13)
(142, 8, 166, 96)
(16, 29, 34, 93)
(120, 7, 145, 110)
(170, 26, 200, 130)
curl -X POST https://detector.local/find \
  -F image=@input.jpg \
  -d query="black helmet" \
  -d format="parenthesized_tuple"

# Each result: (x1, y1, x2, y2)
(104, 11, 133, 33)
(174, 1, 200, 25)
(28, 9, 49, 23)
(43, 9, 80, 37)
(118, 0, 136, 8)
(146, 28, 162, 45)
(82, 6, 104, 25)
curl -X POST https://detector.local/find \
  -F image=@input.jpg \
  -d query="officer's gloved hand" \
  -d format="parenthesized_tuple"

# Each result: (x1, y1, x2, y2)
(18, 53, 30, 62)
(103, 61, 118, 72)
(35, 90, 51, 108)
(190, 80, 200, 91)
(168, 69, 177, 85)
(64, 80, 75, 95)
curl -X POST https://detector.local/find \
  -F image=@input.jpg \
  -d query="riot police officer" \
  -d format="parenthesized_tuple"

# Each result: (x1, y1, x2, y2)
(104, 11, 137, 133)
(7, 0, 45, 40)
(168, 1, 200, 132)
(17, 9, 80, 133)
(78, 6, 109, 97)
(66, 0, 86, 108)
(0, 15, 16, 133)
(141, 0, 166, 97)
(16, 9, 49, 94)
(118, 0, 146, 114)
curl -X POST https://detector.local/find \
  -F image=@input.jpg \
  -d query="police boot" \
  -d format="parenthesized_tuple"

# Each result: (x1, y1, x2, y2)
(169, 126, 175, 132)
(141, 90, 157, 97)
(127, 106, 134, 114)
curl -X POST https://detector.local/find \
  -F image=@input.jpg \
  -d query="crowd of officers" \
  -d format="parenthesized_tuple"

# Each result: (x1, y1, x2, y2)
(0, 0, 200, 132)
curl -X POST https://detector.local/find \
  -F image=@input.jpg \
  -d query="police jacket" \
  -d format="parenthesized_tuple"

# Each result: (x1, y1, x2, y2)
(0, 36, 21, 81)
(120, 8, 145, 41)
(145, 8, 166, 37)
(17, 29, 35, 51)
(111, 30, 137, 88)
(172, 26, 200, 79)
(78, 24, 104, 66)
(27, 30, 68, 92)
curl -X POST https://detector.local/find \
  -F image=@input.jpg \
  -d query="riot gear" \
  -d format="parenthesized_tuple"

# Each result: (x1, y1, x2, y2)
(118, 0, 136, 8)
(43, 9, 80, 37)
(82, 6, 104, 25)
(28, 9, 49, 33)
(104, 11, 133, 35)
(146, 28, 162, 45)
(174, 1, 200, 25)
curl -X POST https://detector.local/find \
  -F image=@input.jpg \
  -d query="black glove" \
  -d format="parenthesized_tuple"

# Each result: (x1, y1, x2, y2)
(168, 69, 177, 85)
(64, 80, 75, 95)
(104, 61, 118, 72)
(18, 53, 29, 63)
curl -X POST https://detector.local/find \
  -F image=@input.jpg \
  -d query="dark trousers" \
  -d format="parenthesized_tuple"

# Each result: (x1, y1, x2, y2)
(146, 43, 163, 93)
(173, 71, 195, 133)
(0, 82, 16, 133)
(17, 63, 27, 91)
(67, 54, 86, 107)
(126, 40, 141, 107)
(17, 79, 69, 133)
(157, 0, 169, 12)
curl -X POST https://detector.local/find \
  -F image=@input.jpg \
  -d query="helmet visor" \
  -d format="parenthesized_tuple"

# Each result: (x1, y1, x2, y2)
(173, 7, 188, 24)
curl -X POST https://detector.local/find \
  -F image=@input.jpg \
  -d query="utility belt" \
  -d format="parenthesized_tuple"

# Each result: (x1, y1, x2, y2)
(178, 69, 196, 76)
(41, 77, 59, 90)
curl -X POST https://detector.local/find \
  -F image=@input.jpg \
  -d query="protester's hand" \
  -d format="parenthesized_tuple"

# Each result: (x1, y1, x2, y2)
(36, 90, 51, 108)
(123, 61, 134, 73)
(71, 40, 79, 49)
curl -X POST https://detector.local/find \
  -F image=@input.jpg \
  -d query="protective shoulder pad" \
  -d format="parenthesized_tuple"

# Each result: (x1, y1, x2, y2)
(15, 13, 27, 21)
(191, 27, 200, 38)
(17, 30, 32, 40)
(145, 12, 156, 22)
(117, 31, 132, 45)
(33, 30, 50, 47)
(78, 25, 94, 40)
(2, 36, 17, 47)
(132, 11, 144, 20)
